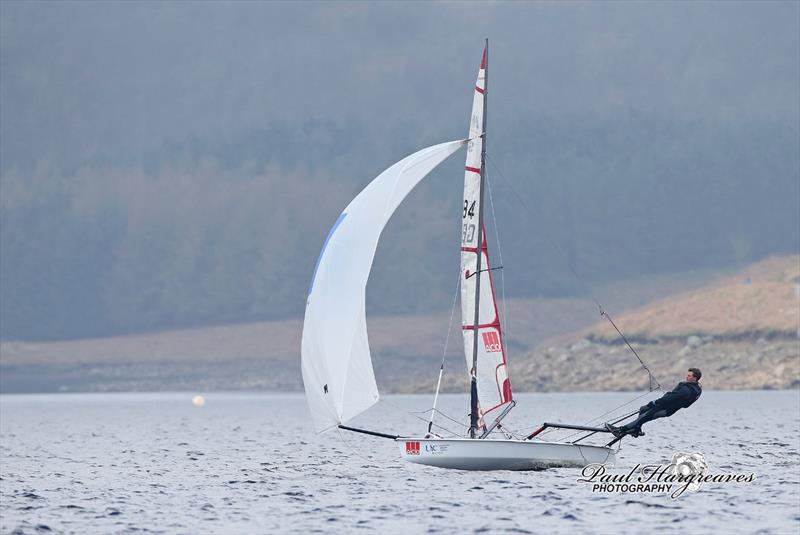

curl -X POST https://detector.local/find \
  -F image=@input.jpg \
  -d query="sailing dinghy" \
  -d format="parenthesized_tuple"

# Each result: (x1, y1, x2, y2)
(302, 41, 617, 470)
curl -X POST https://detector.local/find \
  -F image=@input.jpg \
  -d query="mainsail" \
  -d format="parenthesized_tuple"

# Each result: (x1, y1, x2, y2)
(302, 140, 466, 433)
(460, 46, 513, 427)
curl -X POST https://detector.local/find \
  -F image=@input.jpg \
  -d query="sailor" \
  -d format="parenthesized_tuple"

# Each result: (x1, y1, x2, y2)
(606, 368, 702, 438)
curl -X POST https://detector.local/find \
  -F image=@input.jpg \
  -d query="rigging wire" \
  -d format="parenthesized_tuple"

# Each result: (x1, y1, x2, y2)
(414, 407, 472, 432)
(427, 267, 464, 435)
(485, 170, 509, 351)
(484, 152, 664, 393)
(433, 408, 470, 430)
(579, 390, 656, 427)
(557, 390, 657, 442)
(378, 397, 465, 438)
(510, 390, 654, 443)
(598, 306, 663, 391)
(389, 402, 473, 436)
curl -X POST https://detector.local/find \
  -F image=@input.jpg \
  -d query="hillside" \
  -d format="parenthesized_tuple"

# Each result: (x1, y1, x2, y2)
(583, 255, 799, 342)
(506, 255, 799, 392)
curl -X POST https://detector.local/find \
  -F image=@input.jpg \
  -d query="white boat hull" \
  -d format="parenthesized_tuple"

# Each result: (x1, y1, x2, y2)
(397, 438, 615, 471)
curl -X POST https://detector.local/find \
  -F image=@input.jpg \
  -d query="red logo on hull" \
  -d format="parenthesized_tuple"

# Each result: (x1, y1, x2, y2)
(405, 441, 420, 455)
(482, 331, 502, 353)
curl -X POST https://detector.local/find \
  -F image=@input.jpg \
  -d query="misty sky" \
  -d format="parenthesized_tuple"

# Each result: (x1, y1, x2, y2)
(2, 1, 797, 171)
(1, 1, 798, 341)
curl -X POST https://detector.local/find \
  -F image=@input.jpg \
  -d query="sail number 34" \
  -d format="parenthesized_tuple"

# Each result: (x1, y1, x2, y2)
(463, 200, 476, 243)
(463, 200, 476, 219)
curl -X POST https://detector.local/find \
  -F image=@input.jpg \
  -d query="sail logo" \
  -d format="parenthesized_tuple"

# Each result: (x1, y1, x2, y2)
(482, 331, 502, 352)
(405, 441, 420, 455)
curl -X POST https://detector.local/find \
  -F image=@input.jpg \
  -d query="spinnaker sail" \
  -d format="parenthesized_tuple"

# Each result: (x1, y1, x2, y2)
(302, 139, 466, 433)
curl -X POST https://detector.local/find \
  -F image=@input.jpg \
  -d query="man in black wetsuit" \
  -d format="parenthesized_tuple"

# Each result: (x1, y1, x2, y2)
(606, 368, 702, 438)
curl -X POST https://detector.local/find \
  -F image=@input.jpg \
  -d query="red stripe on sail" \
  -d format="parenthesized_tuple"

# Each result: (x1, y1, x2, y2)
(460, 238, 488, 253)
(475, 86, 484, 94)
(465, 166, 480, 174)
(480, 48, 486, 69)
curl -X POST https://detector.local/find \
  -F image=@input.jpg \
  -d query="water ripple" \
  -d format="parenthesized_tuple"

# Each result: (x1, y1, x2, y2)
(1, 391, 798, 534)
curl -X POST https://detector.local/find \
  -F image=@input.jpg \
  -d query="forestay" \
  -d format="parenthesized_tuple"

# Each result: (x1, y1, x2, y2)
(460, 48, 513, 422)
(302, 140, 466, 433)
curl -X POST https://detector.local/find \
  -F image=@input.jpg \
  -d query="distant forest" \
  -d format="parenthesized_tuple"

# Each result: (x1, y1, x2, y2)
(2, 112, 798, 341)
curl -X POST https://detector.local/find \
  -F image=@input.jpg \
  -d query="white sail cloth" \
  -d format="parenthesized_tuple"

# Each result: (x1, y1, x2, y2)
(302, 140, 467, 433)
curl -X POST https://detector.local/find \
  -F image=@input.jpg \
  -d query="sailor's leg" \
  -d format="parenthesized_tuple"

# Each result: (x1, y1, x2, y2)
(627, 409, 667, 434)
(620, 407, 664, 433)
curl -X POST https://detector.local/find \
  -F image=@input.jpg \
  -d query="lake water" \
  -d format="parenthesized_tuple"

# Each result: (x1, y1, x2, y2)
(1, 391, 798, 534)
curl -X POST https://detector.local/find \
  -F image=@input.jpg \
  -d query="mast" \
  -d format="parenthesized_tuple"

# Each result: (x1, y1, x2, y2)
(469, 38, 489, 438)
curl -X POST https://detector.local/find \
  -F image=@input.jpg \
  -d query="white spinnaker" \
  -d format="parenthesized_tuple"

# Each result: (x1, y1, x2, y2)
(460, 47, 513, 417)
(302, 140, 466, 433)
